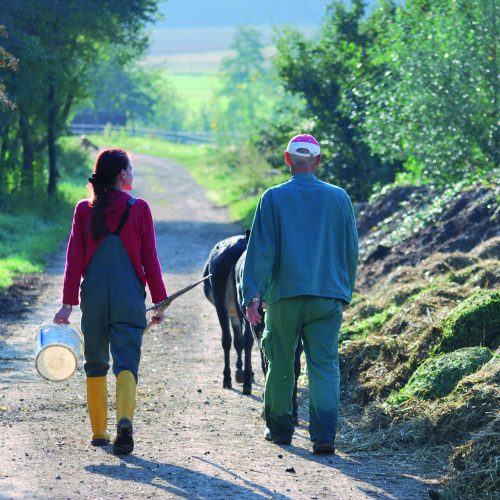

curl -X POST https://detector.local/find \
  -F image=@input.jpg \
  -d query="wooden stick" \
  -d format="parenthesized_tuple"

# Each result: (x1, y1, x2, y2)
(144, 274, 211, 333)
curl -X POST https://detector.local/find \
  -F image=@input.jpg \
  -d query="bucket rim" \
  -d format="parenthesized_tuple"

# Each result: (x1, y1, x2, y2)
(35, 343, 78, 382)
(34, 323, 84, 345)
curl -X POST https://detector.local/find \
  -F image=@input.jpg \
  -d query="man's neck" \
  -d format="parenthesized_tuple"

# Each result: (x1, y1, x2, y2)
(291, 168, 316, 176)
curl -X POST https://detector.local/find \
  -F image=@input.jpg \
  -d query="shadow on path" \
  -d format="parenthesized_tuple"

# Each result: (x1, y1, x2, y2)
(280, 442, 435, 499)
(86, 452, 288, 499)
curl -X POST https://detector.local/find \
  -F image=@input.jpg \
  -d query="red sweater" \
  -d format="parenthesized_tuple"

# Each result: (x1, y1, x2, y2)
(62, 190, 167, 305)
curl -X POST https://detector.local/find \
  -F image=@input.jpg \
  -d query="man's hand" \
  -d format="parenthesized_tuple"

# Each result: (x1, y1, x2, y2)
(246, 300, 262, 326)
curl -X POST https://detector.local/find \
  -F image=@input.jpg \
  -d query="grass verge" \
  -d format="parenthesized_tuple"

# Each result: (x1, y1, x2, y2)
(0, 137, 90, 290)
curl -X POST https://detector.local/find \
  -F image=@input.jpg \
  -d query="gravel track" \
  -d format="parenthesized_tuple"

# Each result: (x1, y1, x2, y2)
(0, 153, 436, 499)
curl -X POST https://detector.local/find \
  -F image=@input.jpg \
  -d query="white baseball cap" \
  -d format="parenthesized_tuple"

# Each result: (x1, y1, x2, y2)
(286, 134, 321, 157)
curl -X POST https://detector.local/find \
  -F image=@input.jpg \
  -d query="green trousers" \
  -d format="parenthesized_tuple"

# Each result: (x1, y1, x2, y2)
(262, 296, 342, 442)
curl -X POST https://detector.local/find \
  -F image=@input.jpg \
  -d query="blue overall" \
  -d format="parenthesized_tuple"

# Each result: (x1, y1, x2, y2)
(80, 198, 147, 380)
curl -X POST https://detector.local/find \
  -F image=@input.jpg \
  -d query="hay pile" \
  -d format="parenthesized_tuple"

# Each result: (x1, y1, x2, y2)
(338, 183, 500, 498)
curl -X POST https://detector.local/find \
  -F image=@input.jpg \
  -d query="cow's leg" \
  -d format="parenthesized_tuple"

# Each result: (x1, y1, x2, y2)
(258, 346, 268, 420)
(230, 315, 244, 384)
(292, 339, 303, 425)
(242, 320, 254, 395)
(215, 301, 232, 389)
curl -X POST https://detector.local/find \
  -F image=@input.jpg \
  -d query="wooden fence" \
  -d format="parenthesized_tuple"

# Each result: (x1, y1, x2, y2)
(71, 123, 215, 145)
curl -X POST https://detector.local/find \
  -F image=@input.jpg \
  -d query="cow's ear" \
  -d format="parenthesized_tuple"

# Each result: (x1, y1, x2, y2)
(245, 229, 251, 243)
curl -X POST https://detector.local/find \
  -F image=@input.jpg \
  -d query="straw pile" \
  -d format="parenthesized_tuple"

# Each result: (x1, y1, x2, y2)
(334, 183, 500, 498)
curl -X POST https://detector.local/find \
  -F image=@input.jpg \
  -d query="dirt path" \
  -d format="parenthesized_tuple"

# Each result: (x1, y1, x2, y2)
(0, 153, 437, 499)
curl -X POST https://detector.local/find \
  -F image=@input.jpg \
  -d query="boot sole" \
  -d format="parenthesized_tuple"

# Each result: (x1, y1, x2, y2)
(113, 419, 134, 455)
(265, 432, 292, 445)
(313, 442, 335, 454)
(91, 438, 110, 447)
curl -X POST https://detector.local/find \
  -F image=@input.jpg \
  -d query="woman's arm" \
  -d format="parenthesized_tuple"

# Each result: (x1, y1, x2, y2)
(54, 202, 86, 323)
(140, 202, 168, 305)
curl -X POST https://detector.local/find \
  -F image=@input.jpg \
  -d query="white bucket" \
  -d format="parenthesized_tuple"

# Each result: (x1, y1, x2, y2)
(34, 324, 84, 381)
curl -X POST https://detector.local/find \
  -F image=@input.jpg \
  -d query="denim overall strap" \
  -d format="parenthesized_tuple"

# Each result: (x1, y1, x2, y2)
(113, 198, 136, 236)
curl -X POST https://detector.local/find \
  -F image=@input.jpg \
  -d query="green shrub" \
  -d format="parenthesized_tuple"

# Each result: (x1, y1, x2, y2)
(57, 137, 93, 180)
(388, 347, 493, 404)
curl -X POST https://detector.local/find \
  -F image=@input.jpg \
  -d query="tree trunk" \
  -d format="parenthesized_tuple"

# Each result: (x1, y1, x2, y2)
(19, 111, 34, 192)
(47, 78, 58, 195)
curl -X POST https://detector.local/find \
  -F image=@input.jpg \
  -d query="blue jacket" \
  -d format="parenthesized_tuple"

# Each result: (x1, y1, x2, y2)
(242, 173, 358, 306)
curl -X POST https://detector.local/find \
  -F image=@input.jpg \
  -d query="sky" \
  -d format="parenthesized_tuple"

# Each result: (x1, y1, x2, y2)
(155, 0, 338, 28)
(147, 1, 384, 58)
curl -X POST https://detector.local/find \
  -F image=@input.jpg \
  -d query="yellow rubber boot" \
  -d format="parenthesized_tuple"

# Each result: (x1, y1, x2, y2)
(86, 376, 110, 446)
(113, 370, 136, 455)
(116, 370, 136, 422)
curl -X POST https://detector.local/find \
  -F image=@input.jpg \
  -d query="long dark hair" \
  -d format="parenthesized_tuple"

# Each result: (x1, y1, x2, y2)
(88, 148, 130, 241)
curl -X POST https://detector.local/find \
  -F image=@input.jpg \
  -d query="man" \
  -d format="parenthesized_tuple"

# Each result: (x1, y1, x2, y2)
(242, 134, 358, 454)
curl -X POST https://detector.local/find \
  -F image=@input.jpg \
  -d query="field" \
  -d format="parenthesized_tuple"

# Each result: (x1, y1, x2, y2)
(143, 24, 315, 127)
(168, 72, 219, 113)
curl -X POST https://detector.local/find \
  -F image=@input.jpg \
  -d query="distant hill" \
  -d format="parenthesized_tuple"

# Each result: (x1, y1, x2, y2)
(147, 0, 394, 65)
(147, 25, 319, 57)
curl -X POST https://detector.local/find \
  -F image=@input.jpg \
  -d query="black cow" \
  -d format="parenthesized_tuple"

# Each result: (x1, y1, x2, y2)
(235, 247, 303, 425)
(202, 235, 254, 395)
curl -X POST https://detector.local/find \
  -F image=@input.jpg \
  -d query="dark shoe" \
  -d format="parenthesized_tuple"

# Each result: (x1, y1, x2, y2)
(113, 418, 134, 455)
(264, 429, 292, 445)
(91, 437, 110, 447)
(312, 438, 335, 455)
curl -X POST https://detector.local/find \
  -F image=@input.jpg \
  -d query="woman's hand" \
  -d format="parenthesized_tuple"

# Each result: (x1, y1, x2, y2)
(150, 310, 165, 325)
(150, 299, 168, 325)
(53, 305, 72, 324)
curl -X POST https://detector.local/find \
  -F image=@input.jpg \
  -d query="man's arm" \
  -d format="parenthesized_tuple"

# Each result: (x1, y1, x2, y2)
(344, 193, 359, 295)
(242, 190, 276, 307)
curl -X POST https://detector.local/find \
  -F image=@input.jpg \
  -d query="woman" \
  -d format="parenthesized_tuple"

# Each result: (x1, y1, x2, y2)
(53, 148, 167, 455)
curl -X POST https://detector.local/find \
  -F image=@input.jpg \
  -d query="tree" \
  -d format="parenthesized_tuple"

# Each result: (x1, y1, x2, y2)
(357, 0, 498, 183)
(0, 0, 160, 194)
(272, 0, 399, 201)
(74, 52, 187, 132)
(215, 26, 272, 142)
(75, 50, 156, 126)
(0, 25, 17, 110)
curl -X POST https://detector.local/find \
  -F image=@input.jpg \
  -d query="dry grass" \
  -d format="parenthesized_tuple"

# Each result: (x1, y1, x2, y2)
(335, 235, 500, 497)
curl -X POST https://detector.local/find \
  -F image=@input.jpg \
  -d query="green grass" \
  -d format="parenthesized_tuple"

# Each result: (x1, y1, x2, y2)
(169, 72, 218, 113)
(340, 304, 399, 342)
(387, 346, 493, 404)
(0, 257, 41, 289)
(0, 201, 77, 289)
(86, 133, 210, 173)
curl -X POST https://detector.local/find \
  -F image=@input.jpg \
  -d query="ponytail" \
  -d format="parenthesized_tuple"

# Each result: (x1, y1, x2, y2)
(88, 148, 129, 241)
